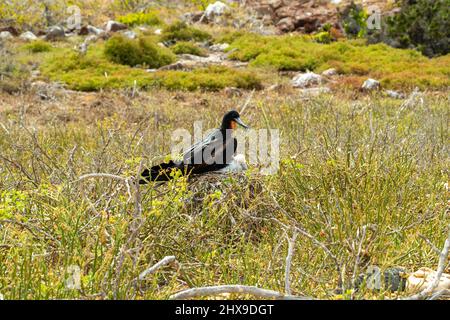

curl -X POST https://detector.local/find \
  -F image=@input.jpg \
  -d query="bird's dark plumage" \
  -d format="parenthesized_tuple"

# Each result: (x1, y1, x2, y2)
(139, 110, 248, 184)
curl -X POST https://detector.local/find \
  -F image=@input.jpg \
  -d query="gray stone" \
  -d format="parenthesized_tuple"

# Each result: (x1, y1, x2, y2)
(122, 30, 137, 39)
(385, 90, 405, 99)
(276, 17, 295, 32)
(19, 31, 38, 41)
(322, 68, 337, 77)
(45, 25, 65, 41)
(205, 1, 230, 19)
(291, 72, 323, 88)
(362, 78, 381, 91)
(105, 20, 127, 33)
(209, 43, 229, 52)
(0, 31, 13, 40)
(87, 25, 104, 35)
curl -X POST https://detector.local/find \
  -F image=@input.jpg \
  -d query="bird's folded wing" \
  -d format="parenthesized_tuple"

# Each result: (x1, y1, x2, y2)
(182, 129, 221, 164)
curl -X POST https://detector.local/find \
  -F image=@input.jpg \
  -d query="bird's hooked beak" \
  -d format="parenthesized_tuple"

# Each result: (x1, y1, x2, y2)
(234, 117, 249, 129)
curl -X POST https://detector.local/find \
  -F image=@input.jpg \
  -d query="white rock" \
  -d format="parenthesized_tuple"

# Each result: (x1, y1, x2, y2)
(45, 25, 65, 41)
(362, 78, 380, 91)
(87, 25, 104, 35)
(0, 31, 13, 40)
(322, 68, 337, 77)
(291, 71, 323, 88)
(19, 31, 38, 41)
(178, 53, 222, 63)
(210, 43, 229, 52)
(105, 20, 127, 32)
(205, 1, 230, 18)
(122, 30, 137, 39)
(385, 90, 404, 99)
(154, 28, 162, 35)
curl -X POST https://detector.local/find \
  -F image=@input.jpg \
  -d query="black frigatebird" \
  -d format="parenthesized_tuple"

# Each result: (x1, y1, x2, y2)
(140, 110, 249, 184)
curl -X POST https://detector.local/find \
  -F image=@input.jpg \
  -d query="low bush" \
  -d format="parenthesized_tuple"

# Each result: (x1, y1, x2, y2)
(155, 66, 262, 91)
(104, 34, 176, 68)
(227, 34, 450, 89)
(41, 46, 261, 92)
(23, 40, 52, 53)
(117, 11, 163, 27)
(339, 1, 368, 38)
(160, 21, 211, 43)
(313, 31, 333, 44)
(386, 0, 449, 57)
(170, 41, 207, 56)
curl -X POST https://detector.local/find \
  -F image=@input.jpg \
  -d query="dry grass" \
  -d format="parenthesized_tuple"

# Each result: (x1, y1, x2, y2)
(0, 88, 448, 299)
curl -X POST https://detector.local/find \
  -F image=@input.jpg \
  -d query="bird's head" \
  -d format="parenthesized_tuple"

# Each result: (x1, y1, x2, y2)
(221, 110, 249, 130)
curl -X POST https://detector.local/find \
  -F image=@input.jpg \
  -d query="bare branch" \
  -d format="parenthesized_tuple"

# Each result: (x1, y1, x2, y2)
(403, 224, 450, 300)
(138, 256, 177, 281)
(419, 234, 441, 255)
(75, 173, 128, 183)
(285, 230, 298, 295)
(239, 89, 255, 115)
(429, 289, 450, 300)
(351, 225, 368, 289)
(170, 285, 313, 300)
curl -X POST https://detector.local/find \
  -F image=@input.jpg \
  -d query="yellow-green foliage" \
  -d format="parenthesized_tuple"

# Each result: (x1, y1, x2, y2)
(161, 21, 211, 42)
(40, 46, 261, 92)
(0, 190, 27, 219)
(104, 34, 176, 68)
(157, 66, 262, 91)
(117, 11, 163, 27)
(228, 34, 450, 89)
(170, 41, 207, 56)
(23, 40, 52, 53)
(313, 31, 332, 44)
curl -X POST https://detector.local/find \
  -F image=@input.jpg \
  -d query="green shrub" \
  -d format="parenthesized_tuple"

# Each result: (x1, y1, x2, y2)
(24, 40, 52, 53)
(313, 32, 332, 44)
(161, 21, 211, 42)
(41, 46, 261, 92)
(117, 11, 163, 27)
(104, 34, 175, 68)
(227, 34, 450, 89)
(339, 2, 368, 38)
(171, 41, 207, 56)
(155, 66, 262, 91)
(386, 0, 449, 57)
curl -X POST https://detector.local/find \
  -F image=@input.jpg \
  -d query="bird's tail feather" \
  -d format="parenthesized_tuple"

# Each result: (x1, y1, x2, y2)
(139, 161, 178, 184)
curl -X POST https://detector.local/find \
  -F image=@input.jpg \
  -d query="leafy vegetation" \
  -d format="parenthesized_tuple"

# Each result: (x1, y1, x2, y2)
(23, 40, 52, 53)
(386, 0, 449, 57)
(104, 34, 176, 68)
(339, 1, 368, 38)
(160, 21, 212, 43)
(40, 45, 261, 91)
(117, 11, 163, 27)
(227, 34, 450, 89)
(156, 66, 262, 91)
(170, 41, 207, 56)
